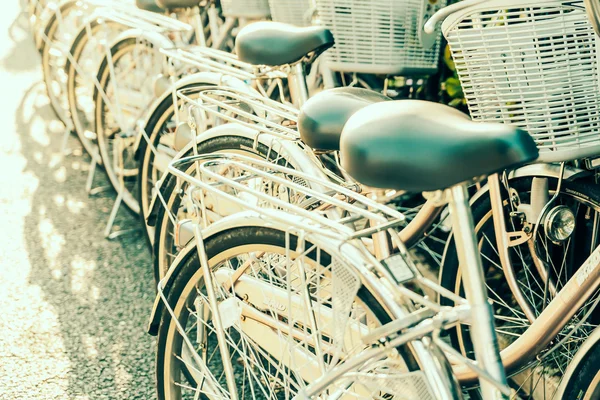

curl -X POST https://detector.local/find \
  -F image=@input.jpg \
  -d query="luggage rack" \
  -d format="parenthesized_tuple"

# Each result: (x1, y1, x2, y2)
(176, 86, 300, 141)
(160, 47, 287, 82)
(93, 2, 193, 33)
(167, 153, 406, 238)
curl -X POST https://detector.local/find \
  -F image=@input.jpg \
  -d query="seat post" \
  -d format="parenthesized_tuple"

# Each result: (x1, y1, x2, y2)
(287, 62, 309, 108)
(446, 183, 509, 400)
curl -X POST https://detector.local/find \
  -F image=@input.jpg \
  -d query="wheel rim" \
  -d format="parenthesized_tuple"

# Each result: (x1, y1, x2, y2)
(161, 239, 411, 400)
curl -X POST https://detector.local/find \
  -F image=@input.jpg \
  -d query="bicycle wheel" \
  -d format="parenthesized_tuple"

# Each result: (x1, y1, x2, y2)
(558, 328, 600, 399)
(150, 134, 310, 283)
(440, 176, 600, 398)
(137, 83, 215, 247)
(40, 0, 81, 125)
(66, 18, 126, 158)
(30, 0, 50, 47)
(156, 225, 436, 400)
(93, 35, 165, 214)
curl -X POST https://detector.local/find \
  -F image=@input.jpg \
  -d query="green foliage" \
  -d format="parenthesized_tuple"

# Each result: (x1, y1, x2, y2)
(441, 44, 466, 108)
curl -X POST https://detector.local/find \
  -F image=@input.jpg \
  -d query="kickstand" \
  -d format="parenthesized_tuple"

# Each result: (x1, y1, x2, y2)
(60, 120, 74, 157)
(104, 134, 141, 240)
(86, 150, 111, 196)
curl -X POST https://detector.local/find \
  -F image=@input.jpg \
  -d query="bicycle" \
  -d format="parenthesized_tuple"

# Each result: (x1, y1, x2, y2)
(147, 95, 541, 398)
(142, 1, 448, 282)
(418, 0, 600, 396)
(91, 0, 271, 214)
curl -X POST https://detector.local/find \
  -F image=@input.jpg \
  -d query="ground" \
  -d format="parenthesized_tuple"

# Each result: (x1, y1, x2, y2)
(0, 2, 157, 399)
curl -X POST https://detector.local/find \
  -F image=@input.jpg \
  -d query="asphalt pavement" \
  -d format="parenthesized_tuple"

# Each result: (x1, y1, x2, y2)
(0, 3, 157, 399)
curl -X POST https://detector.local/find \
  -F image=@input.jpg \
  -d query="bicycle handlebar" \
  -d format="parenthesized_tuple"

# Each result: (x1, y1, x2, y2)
(424, 0, 491, 34)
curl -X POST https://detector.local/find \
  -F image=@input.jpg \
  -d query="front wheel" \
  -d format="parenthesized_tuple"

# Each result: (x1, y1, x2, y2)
(156, 225, 431, 400)
(558, 327, 600, 399)
(440, 176, 600, 398)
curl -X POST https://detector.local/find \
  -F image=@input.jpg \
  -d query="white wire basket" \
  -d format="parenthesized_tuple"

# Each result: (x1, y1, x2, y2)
(268, 0, 313, 26)
(220, 0, 271, 19)
(443, 0, 600, 163)
(314, 0, 446, 75)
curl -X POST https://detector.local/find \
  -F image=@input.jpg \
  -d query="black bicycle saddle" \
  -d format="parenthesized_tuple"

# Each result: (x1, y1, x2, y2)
(340, 100, 539, 192)
(156, 0, 200, 8)
(236, 21, 334, 66)
(298, 87, 391, 152)
(136, 0, 163, 12)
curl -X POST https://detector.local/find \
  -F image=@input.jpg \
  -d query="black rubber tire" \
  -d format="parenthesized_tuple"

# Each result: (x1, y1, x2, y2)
(136, 84, 213, 249)
(561, 336, 600, 399)
(155, 226, 418, 400)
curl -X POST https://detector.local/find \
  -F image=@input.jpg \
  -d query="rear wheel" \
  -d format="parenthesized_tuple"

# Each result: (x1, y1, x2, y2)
(150, 136, 298, 284)
(137, 84, 215, 248)
(66, 18, 125, 158)
(93, 36, 164, 213)
(560, 331, 600, 400)
(40, 0, 79, 125)
(156, 225, 426, 400)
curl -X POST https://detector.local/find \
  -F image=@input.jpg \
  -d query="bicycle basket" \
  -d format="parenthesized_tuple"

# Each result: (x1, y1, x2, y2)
(443, 0, 600, 163)
(314, 0, 445, 75)
(268, 0, 313, 26)
(220, 0, 271, 19)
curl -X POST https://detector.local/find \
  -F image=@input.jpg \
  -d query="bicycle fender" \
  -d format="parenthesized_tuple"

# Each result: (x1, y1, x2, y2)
(469, 163, 589, 206)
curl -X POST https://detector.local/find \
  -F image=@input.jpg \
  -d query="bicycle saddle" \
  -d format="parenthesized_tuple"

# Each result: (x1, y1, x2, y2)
(156, 0, 200, 8)
(298, 87, 391, 151)
(236, 22, 334, 66)
(136, 0, 163, 12)
(341, 101, 539, 192)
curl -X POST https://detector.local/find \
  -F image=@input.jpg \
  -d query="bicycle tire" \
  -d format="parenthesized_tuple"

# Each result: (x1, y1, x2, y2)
(40, 0, 77, 125)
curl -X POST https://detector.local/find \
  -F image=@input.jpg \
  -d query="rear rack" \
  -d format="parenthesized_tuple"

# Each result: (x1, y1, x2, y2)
(167, 153, 405, 239)
(176, 86, 300, 141)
